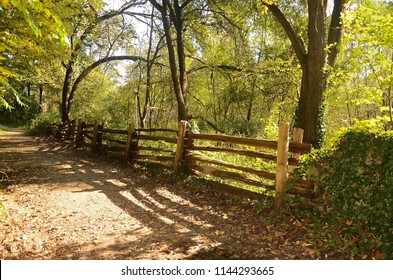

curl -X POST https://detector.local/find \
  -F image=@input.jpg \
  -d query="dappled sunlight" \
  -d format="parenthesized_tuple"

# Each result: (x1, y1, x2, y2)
(118, 189, 213, 236)
(91, 169, 105, 174)
(55, 163, 75, 174)
(137, 188, 214, 229)
(58, 164, 73, 169)
(118, 191, 188, 232)
(59, 170, 76, 175)
(1, 133, 336, 260)
(42, 146, 64, 152)
(120, 191, 154, 213)
(136, 189, 167, 209)
(106, 179, 128, 188)
(155, 188, 205, 211)
(157, 215, 176, 226)
(92, 180, 103, 186)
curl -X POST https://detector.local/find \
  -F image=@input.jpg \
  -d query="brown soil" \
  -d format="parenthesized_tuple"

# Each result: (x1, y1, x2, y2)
(0, 126, 341, 260)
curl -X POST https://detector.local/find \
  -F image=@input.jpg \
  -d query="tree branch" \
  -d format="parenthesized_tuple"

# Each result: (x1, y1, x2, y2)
(187, 55, 241, 73)
(187, 64, 243, 74)
(204, 7, 245, 32)
(194, 115, 226, 134)
(67, 55, 147, 109)
(327, 0, 348, 67)
(167, 0, 177, 23)
(264, 3, 307, 68)
(181, 0, 193, 10)
(123, 11, 155, 18)
(100, 1, 147, 21)
(76, 3, 138, 55)
(149, 0, 163, 12)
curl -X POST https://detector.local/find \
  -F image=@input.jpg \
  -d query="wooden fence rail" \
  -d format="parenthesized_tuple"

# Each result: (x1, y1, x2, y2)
(54, 119, 312, 207)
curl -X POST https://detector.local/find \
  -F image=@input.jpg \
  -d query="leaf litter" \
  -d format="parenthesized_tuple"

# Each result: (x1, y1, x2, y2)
(0, 132, 345, 259)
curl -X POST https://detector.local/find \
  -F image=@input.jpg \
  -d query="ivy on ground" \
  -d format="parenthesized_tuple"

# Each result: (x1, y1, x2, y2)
(287, 120, 393, 259)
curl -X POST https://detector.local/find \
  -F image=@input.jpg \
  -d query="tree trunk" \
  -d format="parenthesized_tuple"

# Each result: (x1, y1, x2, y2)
(39, 85, 43, 113)
(174, 1, 188, 113)
(266, 0, 346, 148)
(61, 64, 73, 122)
(295, 0, 327, 148)
(150, 0, 191, 122)
(141, 8, 164, 128)
(296, 63, 326, 147)
(27, 83, 31, 97)
(160, 0, 189, 121)
(140, 7, 155, 129)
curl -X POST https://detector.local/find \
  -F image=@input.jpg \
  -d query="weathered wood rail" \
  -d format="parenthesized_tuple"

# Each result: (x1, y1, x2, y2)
(55, 120, 312, 207)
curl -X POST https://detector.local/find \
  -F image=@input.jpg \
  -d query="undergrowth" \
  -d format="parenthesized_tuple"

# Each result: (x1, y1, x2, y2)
(287, 120, 393, 259)
(27, 114, 59, 136)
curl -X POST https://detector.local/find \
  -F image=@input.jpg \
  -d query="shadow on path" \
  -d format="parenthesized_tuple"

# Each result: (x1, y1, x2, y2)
(0, 133, 323, 260)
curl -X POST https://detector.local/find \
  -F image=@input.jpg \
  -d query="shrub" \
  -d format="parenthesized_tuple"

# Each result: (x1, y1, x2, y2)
(290, 121, 393, 259)
(27, 114, 59, 136)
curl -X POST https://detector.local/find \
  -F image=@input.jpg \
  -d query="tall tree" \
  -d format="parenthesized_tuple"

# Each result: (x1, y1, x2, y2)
(59, 0, 147, 122)
(149, 0, 193, 121)
(263, 0, 349, 147)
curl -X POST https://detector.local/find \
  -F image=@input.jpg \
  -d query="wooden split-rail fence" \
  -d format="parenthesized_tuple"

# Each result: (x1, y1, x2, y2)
(54, 120, 312, 207)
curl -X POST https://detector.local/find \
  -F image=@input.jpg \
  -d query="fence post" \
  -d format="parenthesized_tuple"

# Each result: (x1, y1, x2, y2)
(184, 130, 195, 175)
(124, 123, 134, 162)
(174, 120, 187, 174)
(75, 119, 85, 148)
(52, 123, 57, 137)
(55, 122, 63, 139)
(91, 121, 102, 152)
(66, 120, 75, 139)
(275, 123, 289, 209)
(98, 122, 103, 148)
(289, 127, 304, 172)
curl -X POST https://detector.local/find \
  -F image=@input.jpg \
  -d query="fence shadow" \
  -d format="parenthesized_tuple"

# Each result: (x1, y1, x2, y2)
(1, 134, 297, 259)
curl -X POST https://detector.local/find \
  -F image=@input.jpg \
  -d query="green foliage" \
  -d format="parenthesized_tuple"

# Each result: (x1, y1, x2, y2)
(290, 120, 393, 259)
(27, 113, 59, 136)
(1, 0, 64, 39)
(255, 195, 275, 214)
(0, 92, 38, 126)
(0, 0, 66, 107)
(325, 0, 393, 139)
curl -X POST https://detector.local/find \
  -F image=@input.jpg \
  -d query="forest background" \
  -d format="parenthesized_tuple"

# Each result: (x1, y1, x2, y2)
(1, 0, 392, 147)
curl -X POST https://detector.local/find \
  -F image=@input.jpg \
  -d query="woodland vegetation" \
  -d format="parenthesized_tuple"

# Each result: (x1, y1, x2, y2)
(1, 0, 392, 145)
(1, 0, 392, 259)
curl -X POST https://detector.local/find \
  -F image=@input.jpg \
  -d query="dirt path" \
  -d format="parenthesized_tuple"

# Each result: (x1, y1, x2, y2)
(0, 128, 340, 260)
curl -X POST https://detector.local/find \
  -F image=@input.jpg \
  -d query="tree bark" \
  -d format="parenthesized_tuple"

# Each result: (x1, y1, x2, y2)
(141, 8, 164, 128)
(150, 0, 191, 122)
(162, 0, 189, 121)
(265, 0, 347, 147)
(174, 0, 188, 110)
(39, 84, 43, 113)
(27, 83, 31, 97)
(295, 0, 327, 148)
(327, 0, 346, 67)
(61, 63, 74, 122)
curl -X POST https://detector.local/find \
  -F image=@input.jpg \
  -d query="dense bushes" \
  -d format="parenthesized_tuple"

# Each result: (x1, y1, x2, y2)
(290, 121, 393, 259)
(26, 113, 59, 136)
